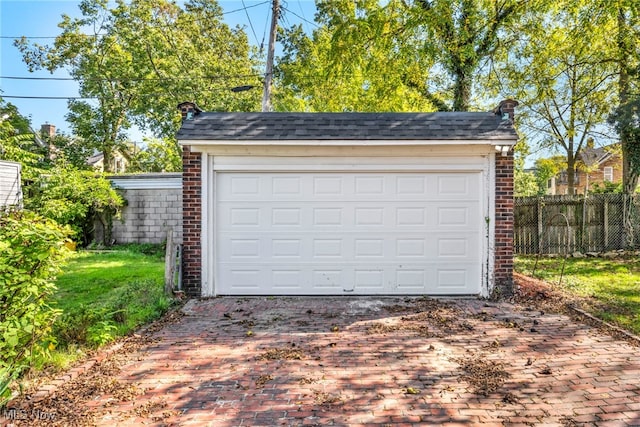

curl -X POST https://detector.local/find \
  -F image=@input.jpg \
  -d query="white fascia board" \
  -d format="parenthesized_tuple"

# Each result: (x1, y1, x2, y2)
(178, 138, 516, 151)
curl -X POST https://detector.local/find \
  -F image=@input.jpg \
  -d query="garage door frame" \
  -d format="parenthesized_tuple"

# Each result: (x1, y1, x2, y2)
(199, 147, 495, 297)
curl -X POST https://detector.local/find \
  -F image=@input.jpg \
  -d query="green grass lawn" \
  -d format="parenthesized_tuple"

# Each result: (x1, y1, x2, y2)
(39, 245, 172, 371)
(54, 250, 164, 311)
(515, 256, 640, 336)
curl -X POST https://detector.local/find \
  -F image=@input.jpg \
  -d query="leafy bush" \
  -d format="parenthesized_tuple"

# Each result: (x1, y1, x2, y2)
(53, 279, 172, 349)
(0, 211, 71, 404)
(25, 167, 124, 246)
(589, 181, 623, 194)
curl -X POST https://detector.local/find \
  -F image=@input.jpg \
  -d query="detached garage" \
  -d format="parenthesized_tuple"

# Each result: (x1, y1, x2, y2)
(178, 101, 517, 298)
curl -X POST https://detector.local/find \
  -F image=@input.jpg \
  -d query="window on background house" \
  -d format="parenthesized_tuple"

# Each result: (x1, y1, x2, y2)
(604, 166, 614, 182)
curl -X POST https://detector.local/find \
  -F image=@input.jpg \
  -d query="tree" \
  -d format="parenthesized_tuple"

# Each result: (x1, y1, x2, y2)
(0, 99, 47, 181)
(128, 138, 182, 173)
(609, 2, 640, 196)
(279, 0, 529, 112)
(16, 0, 260, 172)
(406, 0, 529, 111)
(25, 167, 124, 246)
(513, 141, 538, 197)
(534, 155, 566, 195)
(46, 132, 95, 171)
(499, 1, 617, 194)
(275, 2, 436, 112)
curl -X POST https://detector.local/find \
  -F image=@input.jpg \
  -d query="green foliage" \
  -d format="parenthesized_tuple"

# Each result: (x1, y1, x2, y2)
(128, 138, 182, 172)
(275, 2, 437, 112)
(48, 133, 95, 171)
(611, 93, 640, 192)
(0, 211, 71, 404)
(515, 256, 640, 335)
(515, 168, 538, 197)
(0, 99, 47, 181)
(513, 140, 537, 197)
(534, 155, 566, 195)
(589, 181, 623, 194)
(15, 0, 260, 172)
(497, 0, 639, 195)
(51, 248, 167, 351)
(25, 167, 124, 246)
(54, 278, 170, 348)
(278, 0, 528, 112)
(116, 242, 165, 258)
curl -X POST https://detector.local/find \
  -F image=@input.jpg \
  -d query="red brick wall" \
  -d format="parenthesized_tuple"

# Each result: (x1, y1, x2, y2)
(494, 152, 514, 297)
(181, 146, 202, 297)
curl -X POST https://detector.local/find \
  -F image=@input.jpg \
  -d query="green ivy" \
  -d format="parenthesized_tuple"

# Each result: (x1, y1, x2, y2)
(0, 210, 71, 405)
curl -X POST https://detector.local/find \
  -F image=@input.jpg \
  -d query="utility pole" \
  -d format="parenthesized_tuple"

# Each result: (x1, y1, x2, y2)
(262, 0, 279, 112)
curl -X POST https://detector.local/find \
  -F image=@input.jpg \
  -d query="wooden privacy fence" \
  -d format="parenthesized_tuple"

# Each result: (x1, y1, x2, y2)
(514, 194, 640, 255)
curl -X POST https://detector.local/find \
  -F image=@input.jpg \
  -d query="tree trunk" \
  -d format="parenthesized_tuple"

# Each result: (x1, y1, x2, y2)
(617, 5, 635, 248)
(103, 148, 114, 174)
(566, 150, 576, 195)
(452, 71, 471, 111)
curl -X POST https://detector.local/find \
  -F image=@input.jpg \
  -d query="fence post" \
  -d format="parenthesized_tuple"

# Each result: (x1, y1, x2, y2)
(603, 199, 609, 251)
(164, 229, 176, 295)
(537, 197, 543, 254)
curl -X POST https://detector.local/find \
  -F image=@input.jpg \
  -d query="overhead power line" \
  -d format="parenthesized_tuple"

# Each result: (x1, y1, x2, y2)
(280, 5, 319, 29)
(0, 1, 271, 40)
(1, 95, 93, 100)
(0, 73, 263, 82)
(1, 85, 261, 100)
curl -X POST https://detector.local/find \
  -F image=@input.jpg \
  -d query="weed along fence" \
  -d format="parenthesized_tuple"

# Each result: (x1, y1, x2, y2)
(514, 194, 640, 255)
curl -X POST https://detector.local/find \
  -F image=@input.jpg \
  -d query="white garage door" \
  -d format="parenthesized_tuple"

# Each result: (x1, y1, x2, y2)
(215, 170, 483, 295)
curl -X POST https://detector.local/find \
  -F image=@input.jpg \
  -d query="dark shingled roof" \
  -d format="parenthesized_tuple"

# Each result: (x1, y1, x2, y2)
(177, 112, 517, 141)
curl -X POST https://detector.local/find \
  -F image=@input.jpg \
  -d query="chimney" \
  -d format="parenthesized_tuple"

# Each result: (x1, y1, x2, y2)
(177, 101, 202, 121)
(40, 123, 56, 138)
(493, 99, 519, 122)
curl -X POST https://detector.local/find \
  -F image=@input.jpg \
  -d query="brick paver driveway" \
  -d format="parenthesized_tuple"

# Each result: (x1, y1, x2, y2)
(14, 297, 640, 426)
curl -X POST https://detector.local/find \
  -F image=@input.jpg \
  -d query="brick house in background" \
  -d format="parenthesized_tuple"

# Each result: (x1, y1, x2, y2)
(551, 143, 623, 195)
(177, 100, 518, 299)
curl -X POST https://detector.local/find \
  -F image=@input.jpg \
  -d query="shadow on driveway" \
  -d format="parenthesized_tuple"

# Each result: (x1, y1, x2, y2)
(7, 297, 640, 426)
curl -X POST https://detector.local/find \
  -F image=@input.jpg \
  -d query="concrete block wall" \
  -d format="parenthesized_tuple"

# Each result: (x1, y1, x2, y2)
(95, 174, 183, 245)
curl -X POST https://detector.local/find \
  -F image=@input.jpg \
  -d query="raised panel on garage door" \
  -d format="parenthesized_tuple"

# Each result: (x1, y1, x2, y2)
(215, 172, 483, 295)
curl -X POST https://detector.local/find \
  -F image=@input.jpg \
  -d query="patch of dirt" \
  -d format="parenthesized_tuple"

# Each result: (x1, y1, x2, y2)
(312, 391, 342, 406)
(380, 297, 477, 336)
(235, 319, 256, 328)
(132, 398, 168, 417)
(383, 296, 458, 314)
(559, 416, 581, 426)
(298, 377, 319, 385)
(255, 374, 274, 388)
(455, 353, 510, 396)
(366, 322, 434, 337)
(255, 347, 305, 361)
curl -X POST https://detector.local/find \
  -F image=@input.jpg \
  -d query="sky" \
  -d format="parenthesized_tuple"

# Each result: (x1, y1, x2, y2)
(0, 0, 318, 140)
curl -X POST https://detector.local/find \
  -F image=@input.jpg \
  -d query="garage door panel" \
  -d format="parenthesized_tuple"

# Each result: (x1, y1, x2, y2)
(216, 171, 483, 295)
(218, 173, 482, 202)
(217, 263, 481, 295)
(219, 203, 482, 232)
(218, 232, 480, 264)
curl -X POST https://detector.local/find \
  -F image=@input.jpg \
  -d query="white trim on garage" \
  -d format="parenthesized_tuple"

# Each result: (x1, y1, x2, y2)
(200, 151, 495, 297)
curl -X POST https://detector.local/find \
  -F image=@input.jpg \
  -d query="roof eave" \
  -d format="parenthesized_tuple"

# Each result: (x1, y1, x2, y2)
(178, 138, 518, 148)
